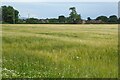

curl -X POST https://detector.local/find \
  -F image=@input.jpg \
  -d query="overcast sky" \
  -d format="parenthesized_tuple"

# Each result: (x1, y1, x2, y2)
(1, 2, 118, 19)
(1, 0, 120, 2)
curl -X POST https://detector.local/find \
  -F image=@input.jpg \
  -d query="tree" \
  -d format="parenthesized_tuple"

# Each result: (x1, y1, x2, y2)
(0, 7, 2, 23)
(108, 15, 118, 24)
(87, 17, 91, 21)
(2, 6, 19, 24)
(118, 17, 120, 24)
(58, 15, 66, 23)
(48, 18, 59, 24)
(96, 16, 108, 22)
(68, 7, 81, 24)
(26, 18, 39, 24)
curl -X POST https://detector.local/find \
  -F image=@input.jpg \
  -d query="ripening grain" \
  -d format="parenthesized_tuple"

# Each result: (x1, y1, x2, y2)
(2, 24, 118, 78)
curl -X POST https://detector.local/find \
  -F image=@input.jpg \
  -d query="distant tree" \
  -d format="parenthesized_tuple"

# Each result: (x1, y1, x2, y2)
(108, 15, 118, 23)
(65, 17, 70, 23)
(118, 17, 120, 24)
(2, 6, 19, 24)
(26, 18, 39, 24)
(58, 15, 66, 23)
(18, 19, 26, 24)
(68, 7, 81, 23)
(48, 18, 59, 24)
(87, 17, 91, 21)
(0, 7, 2, 23)
(96, 16, 108, 22)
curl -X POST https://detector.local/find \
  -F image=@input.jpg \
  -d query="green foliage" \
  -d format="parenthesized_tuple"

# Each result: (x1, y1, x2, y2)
(96, 16, 108, 22)
(0, 7, 2, 22)
(2, 6, 19, 24)
(48, 18, 59, 24)
(108, 15, 118, 24)
(1, 5, 119, 24)
(87, 17, 91, 21)
(118, 18, 120, 24)
(2, 24, 118, 78)
(58, 15, 66, 23)
(68, 7, 81, 23)
(26, 18, 39, 24)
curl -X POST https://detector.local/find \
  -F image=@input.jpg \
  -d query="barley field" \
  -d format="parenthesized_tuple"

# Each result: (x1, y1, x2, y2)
(2, 24, 118, 78)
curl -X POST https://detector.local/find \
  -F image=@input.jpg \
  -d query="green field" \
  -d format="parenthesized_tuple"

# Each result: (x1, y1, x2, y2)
(2, 24, 118, 78)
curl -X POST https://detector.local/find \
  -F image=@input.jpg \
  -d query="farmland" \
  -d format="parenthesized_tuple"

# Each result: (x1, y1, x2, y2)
(2, 24, 118, 78)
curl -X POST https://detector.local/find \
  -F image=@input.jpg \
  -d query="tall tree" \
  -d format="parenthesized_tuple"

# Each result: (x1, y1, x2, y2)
(68, 7, 81, 23)
(2, 6, 19, 24)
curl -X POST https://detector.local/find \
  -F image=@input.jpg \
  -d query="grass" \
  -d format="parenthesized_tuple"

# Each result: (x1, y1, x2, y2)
(2, 24, 118, 78)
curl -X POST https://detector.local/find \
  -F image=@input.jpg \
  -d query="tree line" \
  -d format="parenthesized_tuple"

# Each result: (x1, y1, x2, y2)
(1, 5, 120, 24)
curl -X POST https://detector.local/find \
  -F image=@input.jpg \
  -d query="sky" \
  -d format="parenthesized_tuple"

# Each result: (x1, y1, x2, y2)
(1, 2, 118, 19)
(1, 0, 120, 2)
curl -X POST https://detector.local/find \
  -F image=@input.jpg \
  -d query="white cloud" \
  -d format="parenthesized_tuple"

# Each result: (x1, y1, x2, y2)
(1, 0, 120, 2)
